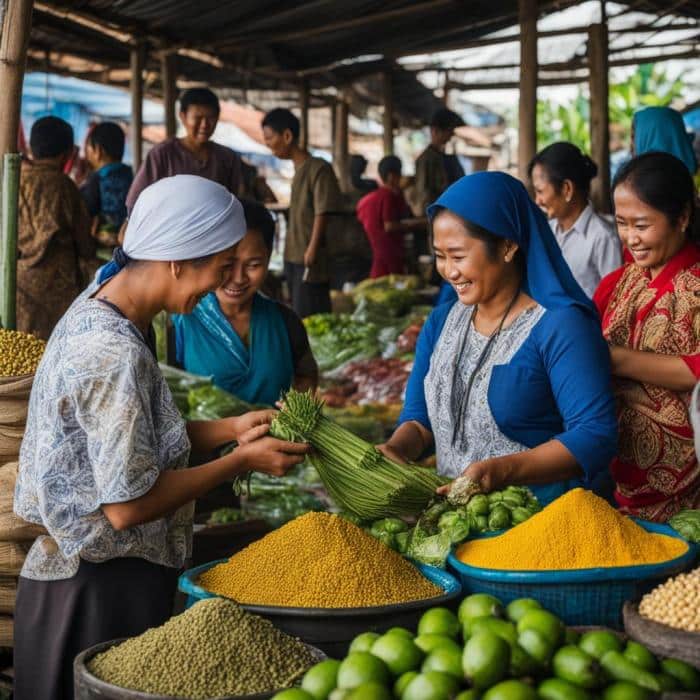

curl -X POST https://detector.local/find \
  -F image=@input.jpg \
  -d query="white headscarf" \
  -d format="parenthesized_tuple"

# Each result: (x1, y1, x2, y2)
(123, 175, 245, 261)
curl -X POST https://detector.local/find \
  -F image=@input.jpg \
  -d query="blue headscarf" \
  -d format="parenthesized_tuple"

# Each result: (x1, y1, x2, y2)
(633, 107, 697, 175)
(427, 171, 595, 317)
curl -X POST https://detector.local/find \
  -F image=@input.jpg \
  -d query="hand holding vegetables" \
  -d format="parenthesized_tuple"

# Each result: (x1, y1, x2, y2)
(232, 409, 279, 442)
(233, 436, 310, 477)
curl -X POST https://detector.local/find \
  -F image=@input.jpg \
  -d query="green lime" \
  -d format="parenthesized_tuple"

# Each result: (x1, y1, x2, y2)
(505, 598, 542, 624)
(469, 617, 518, 646)
(394, 671, 418, 698)
(414, 634, 462, 656)
(370, 634, 424, 676)
(455, 691, 481, 700)
(421, 645, 463, 679)
(509, 644, 539, 677)
(463, 630, 511, 690)
(516, 609, 564, 647)
(458, 594, 504, 625)
(517, 628, 555, 668)
(418, 607, 460, 639)
(401, 671, 460, 700)
(538, 678, 592, 700)
(302, 659, 342, 700)
(660, 658, 700, 691)
(337, 652, 391, 690)
(552, 645, 603, 689)
(386, 627, 414, 640)
(601, 681, 653, 700)
(578, 630, 623, 660)
(271, 691, 315, 700)
(600, 651, 661, 692)
(349, 632, 381, 653)
(481, 679, 537, 700)
(327, 690, 350, 700)
(623, 642, 658, 672)
(345, 681, 392, 700)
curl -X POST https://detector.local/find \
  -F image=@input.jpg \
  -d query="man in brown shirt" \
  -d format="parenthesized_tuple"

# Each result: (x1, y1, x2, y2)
(125, 88, 242, 213)
(17, 117, 96, 339)
(262, 108, 341, 318)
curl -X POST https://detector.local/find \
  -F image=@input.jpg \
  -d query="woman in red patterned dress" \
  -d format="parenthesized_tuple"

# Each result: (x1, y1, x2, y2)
(594, 152, 700, 521)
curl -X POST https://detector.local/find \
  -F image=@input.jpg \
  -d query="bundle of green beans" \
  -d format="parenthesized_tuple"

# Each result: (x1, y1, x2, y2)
(270, 390, 448, 520)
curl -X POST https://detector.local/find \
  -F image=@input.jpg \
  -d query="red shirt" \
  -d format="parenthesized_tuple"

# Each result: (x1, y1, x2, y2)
(356, 186, 410, 278)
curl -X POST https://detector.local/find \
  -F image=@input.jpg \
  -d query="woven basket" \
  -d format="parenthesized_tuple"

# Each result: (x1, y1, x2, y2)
(0, 614, 12, 648)
(0, 578, 16, 615)
(0, 542, 29, 576)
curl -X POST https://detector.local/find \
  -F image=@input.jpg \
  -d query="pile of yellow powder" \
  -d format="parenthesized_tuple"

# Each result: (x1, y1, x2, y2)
(456, 488, 688, 571)
(198, 512, 441, 608)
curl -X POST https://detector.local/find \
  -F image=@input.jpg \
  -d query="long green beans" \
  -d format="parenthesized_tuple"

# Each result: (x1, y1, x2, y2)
(270, 390, 448, 520)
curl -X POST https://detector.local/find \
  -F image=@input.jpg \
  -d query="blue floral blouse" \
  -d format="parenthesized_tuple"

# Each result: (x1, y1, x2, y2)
(14, 290, 192, 581)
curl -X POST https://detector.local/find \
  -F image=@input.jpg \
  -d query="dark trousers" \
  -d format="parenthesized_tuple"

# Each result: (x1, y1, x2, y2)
(284, 261, 331, 318)
(14, 557, 178, 700)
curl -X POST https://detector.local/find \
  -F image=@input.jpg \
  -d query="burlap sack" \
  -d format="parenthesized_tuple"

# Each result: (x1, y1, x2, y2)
(0, 577, 16, 615)
(0, 614, 13, 647)
(0, 425, 23, 459)
(0, 542, 29, 576)
(0, 513, 46, 541)
(0, 462, 17, 515)
(0, 374, 33, 428)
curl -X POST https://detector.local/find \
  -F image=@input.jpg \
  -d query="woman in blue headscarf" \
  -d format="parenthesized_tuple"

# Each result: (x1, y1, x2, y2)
(633, 106, 697, 175)
(378, 172, 617, 505)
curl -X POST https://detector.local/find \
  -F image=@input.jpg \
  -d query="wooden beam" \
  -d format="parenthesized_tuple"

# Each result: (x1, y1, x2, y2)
(0, 0, 33, 160)
(589, 20, 611, 214)
(518, 0, 537, 188)
(130, 42, 145, 170)
(333, 92, 350, 192)
(299, 79, 310, 150)
(382, 70, 394, 155)
(161, 51, 177, 139)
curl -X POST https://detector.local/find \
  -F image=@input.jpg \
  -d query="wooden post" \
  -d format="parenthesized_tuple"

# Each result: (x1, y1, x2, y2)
(130, 42, 145, 170)
(0, 155, 20, 329)
(382, 70, 394, 155)
(333, 91, 350, 192)
(518, 0, 538, 188)
(589, 21, 611, 213)
(161, 50, 177, 140)
(0, 0, 33, 161)
(299, 80, 310, 150)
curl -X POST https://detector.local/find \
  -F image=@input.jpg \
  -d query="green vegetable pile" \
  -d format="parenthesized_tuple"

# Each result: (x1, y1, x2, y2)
(669, 509, 700, 543)
(270, 390, 447, 520)
(89, 598, 318, 698)
(351, 275, 421, 317)
(356, 487, 541, 569)
(273, 593, 700, 700)
(208, 507, 244, 525)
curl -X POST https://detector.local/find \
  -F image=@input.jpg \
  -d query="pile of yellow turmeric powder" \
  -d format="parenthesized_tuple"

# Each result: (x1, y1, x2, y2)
(199, 512, 441, 608)
(456, 488, 688, 571)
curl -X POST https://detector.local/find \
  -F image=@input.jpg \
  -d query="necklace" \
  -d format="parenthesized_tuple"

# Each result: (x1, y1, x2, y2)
(451, 290, 521, 448)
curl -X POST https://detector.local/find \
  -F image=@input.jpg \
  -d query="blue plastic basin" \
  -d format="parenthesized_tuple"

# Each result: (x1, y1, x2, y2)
(447, 519, 697, 629)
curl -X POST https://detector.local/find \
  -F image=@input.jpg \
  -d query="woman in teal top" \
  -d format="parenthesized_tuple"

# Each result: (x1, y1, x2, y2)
(173, 200, 318, 405)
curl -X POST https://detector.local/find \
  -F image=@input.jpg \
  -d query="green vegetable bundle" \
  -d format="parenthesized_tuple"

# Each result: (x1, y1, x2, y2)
(270, 390, 447, 520)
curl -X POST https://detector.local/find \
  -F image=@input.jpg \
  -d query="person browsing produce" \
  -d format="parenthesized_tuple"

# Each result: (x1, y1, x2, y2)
(12, 175, 309, 700)
(172, 198, 318, 405)
(378, 172, 617, 505)
(594, 152, 700, 521)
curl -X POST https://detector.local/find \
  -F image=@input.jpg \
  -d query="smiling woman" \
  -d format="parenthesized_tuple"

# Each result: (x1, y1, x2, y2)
(12, 176, 310, 700)
(377, 171, 617, 508)
(593, 152, 700, 522)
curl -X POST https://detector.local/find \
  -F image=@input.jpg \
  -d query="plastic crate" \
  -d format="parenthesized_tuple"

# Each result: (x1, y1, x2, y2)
(447, 519, 697, 629)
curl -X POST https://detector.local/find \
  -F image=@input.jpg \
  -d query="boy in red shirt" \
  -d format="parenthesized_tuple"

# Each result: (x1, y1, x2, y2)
(356, 156, 415, 278)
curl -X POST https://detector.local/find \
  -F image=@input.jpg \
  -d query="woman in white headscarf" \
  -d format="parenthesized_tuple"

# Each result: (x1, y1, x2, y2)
(13, 176, 309, 700)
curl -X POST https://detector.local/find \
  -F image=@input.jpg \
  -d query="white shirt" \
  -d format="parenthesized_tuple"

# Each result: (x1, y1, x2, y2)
(550, 204, 623, 298)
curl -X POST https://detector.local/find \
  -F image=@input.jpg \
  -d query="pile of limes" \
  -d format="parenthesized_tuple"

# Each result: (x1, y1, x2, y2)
(272, 594, 700, 700)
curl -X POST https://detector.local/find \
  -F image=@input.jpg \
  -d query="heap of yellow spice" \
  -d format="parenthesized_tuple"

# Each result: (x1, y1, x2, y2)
(456, 488, 688, 571)
(199, 512, 441, 608)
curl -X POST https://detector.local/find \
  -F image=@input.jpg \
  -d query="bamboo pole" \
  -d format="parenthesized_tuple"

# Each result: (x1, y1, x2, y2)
(130, 42, 145, 170)
(333, 92, 350, 192)
(382, 70, 394, 155)
(161, 50, 177, 140)
(517, 0, 538, 188)
(0, 155, 20, 330)
(299, 79, 309, 150)
(589, 20, 611, 213)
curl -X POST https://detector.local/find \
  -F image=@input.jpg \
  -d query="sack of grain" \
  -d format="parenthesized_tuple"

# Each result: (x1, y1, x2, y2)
(0, 542, 29, 576)
(0, 578, 16, 615)
(0, 463, 17, 516)
(0, 374, 33, 428)
(0, 425, 24, 459)
(0, 614, 13, 647)
(0, 513, 46, 541)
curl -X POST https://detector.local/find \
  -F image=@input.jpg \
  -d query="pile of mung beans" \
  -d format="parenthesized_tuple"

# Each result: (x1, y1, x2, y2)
(639, 567, 700, 632)
(0, 329, 45, 377)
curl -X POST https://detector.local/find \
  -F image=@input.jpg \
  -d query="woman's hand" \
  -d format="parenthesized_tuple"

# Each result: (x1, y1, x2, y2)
(234, 434, 310, 477)
(230, 409, 278, 441)
(376, 443, 409, 465)
(436, 457, 513, 496)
